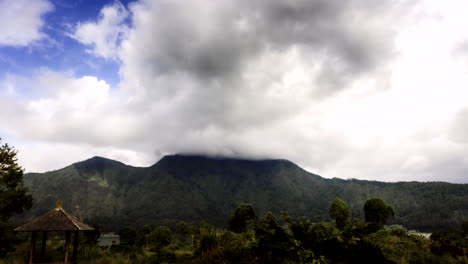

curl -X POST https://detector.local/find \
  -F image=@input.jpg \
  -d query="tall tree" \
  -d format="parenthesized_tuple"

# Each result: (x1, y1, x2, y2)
(228, 203, 257, 233)
(329, 197, 350, 229)
(118, 226, 137, 246)
(148, 226, 172, 251)
(363, 198, 395, 227)
(0, 139, 33, 256)
(254, 212, 293, 263)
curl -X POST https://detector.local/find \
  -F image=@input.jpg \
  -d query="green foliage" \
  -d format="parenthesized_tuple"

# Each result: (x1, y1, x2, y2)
(254, 212, 295, 263)
(364, 198, 395, 227)
(288, 216, 314, 245)
(147, 226, 172, 251)
(197, 231, 218, 257)
(21, 155, 468, 233)
(136, 224, 152, 247)
(0, 222, 18, 257)
(193, 231, 256, 264)
(228, 203, 257, 233)
(0, 139, 32, 257)
(149, 248, 176, 264)
(329, 197, 350, 230)
(194, 222, 219, 257)
(0, 139, 33, 221)
(366, 228, 457, 264)
(430, 221, 468, 260)
(2, 199, 468, 264)
(462, 220, 468, 235)
(175, 221, 192, 246)
(82, 226, 101, 246)
(118, 226, 137, 247)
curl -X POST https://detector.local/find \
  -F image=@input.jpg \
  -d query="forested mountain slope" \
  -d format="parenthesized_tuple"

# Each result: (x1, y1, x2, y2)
(20, 155, 468, 231)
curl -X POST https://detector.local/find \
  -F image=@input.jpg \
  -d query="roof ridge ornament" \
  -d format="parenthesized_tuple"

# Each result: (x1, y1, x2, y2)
(56, 200, 63, 210)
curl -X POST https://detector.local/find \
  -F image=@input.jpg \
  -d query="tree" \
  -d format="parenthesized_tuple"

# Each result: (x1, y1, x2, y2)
(228, 203, 257, 233)
(254, 212, 293, 263)
(118, 226, 137, 246)
(136, 224, 152, 247)
(462, 220, 468, 235)
(0, 139, 33, 256)
(0, 139, 33, 221)
(82, 225, 101, 246)
(329, 197, 350, 229)
(175, 221, 191, 244)
(364, 198, 395, 227)
(148, 226, 172, 251)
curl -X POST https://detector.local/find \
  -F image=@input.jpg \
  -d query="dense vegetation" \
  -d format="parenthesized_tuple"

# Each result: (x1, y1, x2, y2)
(21, 155, 468, 232)
(1, 142, 467, 263)
(0, 139, 32, 257)
(3, 200, 468, 263)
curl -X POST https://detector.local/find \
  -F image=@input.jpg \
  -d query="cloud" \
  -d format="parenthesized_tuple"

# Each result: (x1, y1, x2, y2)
(110, 0, 419, 177)
(0, 0, 53, 46)
(71, 1, 129, 59)
(121, 0, 401, 87)
(14, 141, 154, 173)
(118, 0, 406, 136)
(449, 108, 468, 144)
(3, 0, 468, 183)
(0, 69, 158, 172)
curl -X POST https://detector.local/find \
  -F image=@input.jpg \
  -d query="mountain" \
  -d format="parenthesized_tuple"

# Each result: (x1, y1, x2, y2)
(20, 155, 468, 232)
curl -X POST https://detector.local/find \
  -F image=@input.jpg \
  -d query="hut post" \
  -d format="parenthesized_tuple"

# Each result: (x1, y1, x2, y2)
(15, 201, 93, 263)
(28, 231, 37, 264)
(40, 231, 47, 259)
(64, 231, 71, 264)
(72, 230, 79, 263)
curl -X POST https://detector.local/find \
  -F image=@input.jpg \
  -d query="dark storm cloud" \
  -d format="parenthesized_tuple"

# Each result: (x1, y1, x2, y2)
(252, 0, 387, 71)
(127, 0, 398, 88)
(110, 0, 412, 165)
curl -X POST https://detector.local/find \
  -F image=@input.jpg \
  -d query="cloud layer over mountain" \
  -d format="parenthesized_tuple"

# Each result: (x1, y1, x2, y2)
(1, 0, 468, 183)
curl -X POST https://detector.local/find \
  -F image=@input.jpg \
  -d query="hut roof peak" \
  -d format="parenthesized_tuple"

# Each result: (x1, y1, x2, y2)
(15, 201, 93, 232)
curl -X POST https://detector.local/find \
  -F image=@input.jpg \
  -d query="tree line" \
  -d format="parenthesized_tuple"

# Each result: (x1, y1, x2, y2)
(1, 138, 468, 263)
(72, 198, 467, 263)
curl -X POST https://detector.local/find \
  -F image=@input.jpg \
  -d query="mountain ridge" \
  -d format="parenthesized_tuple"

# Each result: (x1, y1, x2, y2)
(20, 154, 468, 232)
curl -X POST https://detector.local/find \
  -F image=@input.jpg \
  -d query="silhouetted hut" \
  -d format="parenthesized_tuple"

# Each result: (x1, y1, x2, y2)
(15, 201, 93, 264)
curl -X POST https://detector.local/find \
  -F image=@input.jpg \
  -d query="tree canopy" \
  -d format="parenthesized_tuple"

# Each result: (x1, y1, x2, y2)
(0, 139, 32, 221)
(329, 197, 350, 229)
(364, 197, 395, 226)
(228, 203, 257, 233)
(118, 226, 137, 246)
(0, 139, 33, 256)
(148, 226, 172, 251)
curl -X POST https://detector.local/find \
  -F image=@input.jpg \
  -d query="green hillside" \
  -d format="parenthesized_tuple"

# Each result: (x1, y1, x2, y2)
(19, 155, 468, 232)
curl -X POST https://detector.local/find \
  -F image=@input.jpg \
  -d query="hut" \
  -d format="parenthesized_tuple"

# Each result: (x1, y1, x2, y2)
(15, 201, 93, 264)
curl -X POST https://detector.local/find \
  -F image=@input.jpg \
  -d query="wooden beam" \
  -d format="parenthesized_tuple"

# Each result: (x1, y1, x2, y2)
(40, 231, 47, 260)
(64, 231, 71, 264)
(28, 231, 37, 264)
(72, 231, 79, 263)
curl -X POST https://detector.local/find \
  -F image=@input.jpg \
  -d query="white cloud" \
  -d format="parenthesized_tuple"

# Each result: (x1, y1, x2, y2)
(15, 141, 153, 173)
(0, 69, 160, 171)
(72, 1, 128, 59)
(0, 0, 53, 46)
(3, 0, 468, 183)
(114, 0, 408, 176)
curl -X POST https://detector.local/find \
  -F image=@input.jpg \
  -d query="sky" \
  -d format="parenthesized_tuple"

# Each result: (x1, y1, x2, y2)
(1, 0, 468, 183)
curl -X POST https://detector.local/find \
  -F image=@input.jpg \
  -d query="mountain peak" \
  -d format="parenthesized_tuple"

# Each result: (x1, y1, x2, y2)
(159, 153, 295, 165)
(151, 154, 304, 183)
(22, 153, 468, 232)
(74, 156, 127, 172)
(85, 156, 113, 162)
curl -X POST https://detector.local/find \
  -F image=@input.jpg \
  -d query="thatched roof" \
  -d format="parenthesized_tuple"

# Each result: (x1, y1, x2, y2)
(15, 201, 93, 231)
